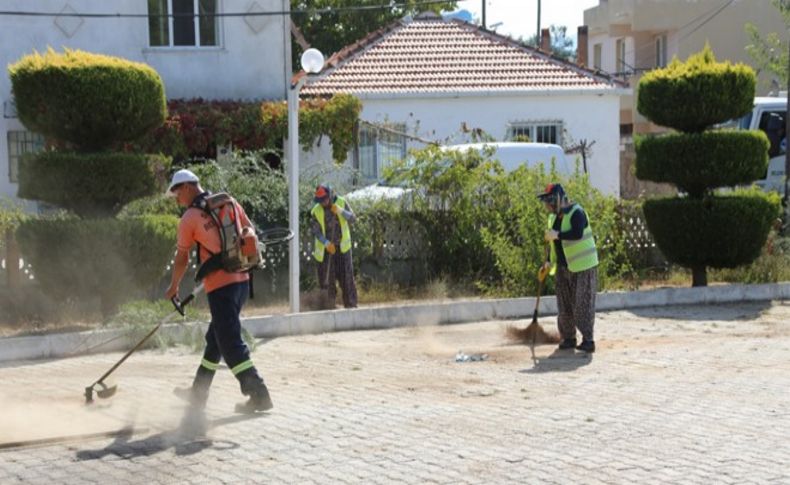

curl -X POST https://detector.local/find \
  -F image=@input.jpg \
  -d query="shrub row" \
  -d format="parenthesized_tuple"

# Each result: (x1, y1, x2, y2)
(16, 215, 178, 316)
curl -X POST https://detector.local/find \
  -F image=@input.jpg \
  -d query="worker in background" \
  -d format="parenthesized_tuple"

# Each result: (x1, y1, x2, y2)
(310, 184, 358, 309)
(538, 183, 599, 353)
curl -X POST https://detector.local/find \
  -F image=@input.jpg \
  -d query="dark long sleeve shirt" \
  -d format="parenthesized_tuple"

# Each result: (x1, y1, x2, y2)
(551, 204, 588, 268)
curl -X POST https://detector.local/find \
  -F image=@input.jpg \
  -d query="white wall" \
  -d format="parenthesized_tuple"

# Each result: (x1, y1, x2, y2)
(0, 0, 289, 203)
(305, 93, 622, 197)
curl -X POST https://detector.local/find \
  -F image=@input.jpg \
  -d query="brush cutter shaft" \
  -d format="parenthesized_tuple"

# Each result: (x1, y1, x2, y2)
(87, 284, 204, 393)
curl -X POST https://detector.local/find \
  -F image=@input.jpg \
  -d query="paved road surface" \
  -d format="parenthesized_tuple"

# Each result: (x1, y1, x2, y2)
(1, 301, 788, 484)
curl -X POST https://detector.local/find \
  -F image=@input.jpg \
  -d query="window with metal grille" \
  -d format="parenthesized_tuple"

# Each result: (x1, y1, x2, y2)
(507, 122, 562, 145)
(358, 123, 407, 181)
(148, 0, 218, 47)
(7, 131, 45, 183)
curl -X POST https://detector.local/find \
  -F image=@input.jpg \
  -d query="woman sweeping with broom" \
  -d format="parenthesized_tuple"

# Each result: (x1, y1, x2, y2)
(537, 183, 599, 353)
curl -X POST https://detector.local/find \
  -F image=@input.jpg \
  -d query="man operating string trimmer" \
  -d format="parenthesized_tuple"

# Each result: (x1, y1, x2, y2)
(538, 183, 599, 353)
(166, 169, 273, 413)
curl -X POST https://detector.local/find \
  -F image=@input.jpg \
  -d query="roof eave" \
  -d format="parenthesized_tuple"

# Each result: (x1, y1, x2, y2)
(302, 87, 633, 99)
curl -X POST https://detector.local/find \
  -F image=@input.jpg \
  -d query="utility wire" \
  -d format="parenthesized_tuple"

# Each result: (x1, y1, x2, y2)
(679, 0, 734, 41)
(617, 0, 734, 71)
(0, 0, 454, 18)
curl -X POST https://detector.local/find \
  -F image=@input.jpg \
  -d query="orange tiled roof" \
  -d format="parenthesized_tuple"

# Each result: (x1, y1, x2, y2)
(301, 16, 623, 96)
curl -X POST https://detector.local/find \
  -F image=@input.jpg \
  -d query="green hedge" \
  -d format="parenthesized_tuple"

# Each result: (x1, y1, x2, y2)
(16, 215, 178, 315)
(387, 145, 632, 295)
(642, 194, 780, 269)
(635, 130, 769, 197)
(17, 151, 169, 217)
(9, 48, 166, 150)
(637, 46, 755, 133)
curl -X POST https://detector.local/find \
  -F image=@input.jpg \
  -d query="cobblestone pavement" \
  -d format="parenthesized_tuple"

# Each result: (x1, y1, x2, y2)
(1, 301, 789, 484)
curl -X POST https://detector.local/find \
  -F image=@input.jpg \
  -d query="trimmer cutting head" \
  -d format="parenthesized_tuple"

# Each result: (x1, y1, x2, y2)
(84, 382, 117, 404)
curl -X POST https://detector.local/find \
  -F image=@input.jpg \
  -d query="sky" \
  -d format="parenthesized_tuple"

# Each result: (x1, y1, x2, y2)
(451, 0, 601, 44)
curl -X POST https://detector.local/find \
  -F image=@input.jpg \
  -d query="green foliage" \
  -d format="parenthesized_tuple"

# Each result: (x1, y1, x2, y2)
(139, 94, 362, 164)
(637, 45, 775, 286)
(349, 197, 426, 276)
(635, 130, 769, 197)
(182, 153, 290, 229)
(8, 48, 166, 150)
(387, 145, 631, 295)
(0, 198, 26, 250)
(109, 299, 210, 351)
(642, 193, 781, 270)
(637, 45, 756, 132)
(16, 215, 178, 316)
(523, 24, 576, 60)
(17, 151, 169, 217)
(480, 166, 632, 297)
(119, 194, 180, 218)
(745, 0, 790, 86)
(290, 1, 457, 68)
(711, 233, 790, 283)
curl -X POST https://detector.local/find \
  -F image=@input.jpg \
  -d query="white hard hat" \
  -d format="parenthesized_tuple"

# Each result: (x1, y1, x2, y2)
(167, 169, 199, 193)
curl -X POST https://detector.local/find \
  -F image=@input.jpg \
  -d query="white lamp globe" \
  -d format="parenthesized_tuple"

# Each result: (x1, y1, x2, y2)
(300, 48, 325, 74)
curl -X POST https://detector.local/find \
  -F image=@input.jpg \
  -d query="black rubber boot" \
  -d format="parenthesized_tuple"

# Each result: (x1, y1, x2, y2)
(576, 340, 596, 353)
(235, 368, 273, 414)
(173, 367, 213, 409)
(558, 338, 577, 350)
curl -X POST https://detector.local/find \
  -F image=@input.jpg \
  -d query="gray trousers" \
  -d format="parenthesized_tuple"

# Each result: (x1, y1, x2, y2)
(555, 266, 598, 341)
(317, 250, 358, 308)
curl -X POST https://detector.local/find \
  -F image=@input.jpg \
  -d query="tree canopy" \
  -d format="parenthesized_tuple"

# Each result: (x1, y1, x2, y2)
(291, 0, 457, 67)
(745, 0, 790, 86)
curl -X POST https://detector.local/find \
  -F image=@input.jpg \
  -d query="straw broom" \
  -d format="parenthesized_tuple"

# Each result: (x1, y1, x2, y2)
(506, 245, 560, 356)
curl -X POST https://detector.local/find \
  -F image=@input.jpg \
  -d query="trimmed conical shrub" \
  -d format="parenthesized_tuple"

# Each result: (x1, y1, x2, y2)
(8, 49, 173, 315)
(635, 45, 780, 286)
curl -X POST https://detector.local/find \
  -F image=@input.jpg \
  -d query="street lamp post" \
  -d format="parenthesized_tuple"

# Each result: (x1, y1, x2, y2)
(288, 48, 324, 313)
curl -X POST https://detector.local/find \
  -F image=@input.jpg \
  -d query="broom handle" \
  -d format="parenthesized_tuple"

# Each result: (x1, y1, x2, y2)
(533, 244, 551, 321)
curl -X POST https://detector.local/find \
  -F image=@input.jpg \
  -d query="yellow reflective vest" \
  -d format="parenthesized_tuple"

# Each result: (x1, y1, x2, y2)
(312, 196, 352, 262)
(547, 204, 599, 274)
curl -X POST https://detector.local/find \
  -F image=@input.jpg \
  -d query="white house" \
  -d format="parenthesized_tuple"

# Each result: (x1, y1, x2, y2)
(301, 13, 629, 196)
(1, 0, 291, 208)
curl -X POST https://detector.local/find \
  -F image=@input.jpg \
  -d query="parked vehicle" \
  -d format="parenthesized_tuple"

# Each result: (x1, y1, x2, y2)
(346, 142, 572, 203)
(724, 96, 787, 194)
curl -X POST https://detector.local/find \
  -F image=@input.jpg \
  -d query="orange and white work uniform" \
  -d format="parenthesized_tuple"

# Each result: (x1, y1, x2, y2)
(177, 193, 268, 403)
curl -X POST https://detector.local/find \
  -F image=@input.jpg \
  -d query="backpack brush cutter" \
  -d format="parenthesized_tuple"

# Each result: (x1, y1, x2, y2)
(84, 284, 204, 404)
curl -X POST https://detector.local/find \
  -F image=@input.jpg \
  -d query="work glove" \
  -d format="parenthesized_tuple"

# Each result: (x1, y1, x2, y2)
(330, 204, 341, 215)
(544, 229, 559, 242)
(326, 242, 337, 255)
(538, 262, 551, 282)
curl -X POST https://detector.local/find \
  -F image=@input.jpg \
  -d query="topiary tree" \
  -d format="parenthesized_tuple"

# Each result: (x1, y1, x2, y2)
(9, 48, 166, 151)
(9, 48, 168, 215)
(8, 49, 173, 316)
(636, 45, 781, 286)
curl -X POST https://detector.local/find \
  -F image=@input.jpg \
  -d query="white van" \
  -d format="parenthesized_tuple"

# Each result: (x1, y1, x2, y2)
(438, 142, 572, 174)
(724, 97, 787, 194)
(346, 142, 571, 203)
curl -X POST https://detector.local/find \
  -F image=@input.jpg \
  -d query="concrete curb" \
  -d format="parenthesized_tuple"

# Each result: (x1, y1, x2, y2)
(1, 282, 788, 363)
